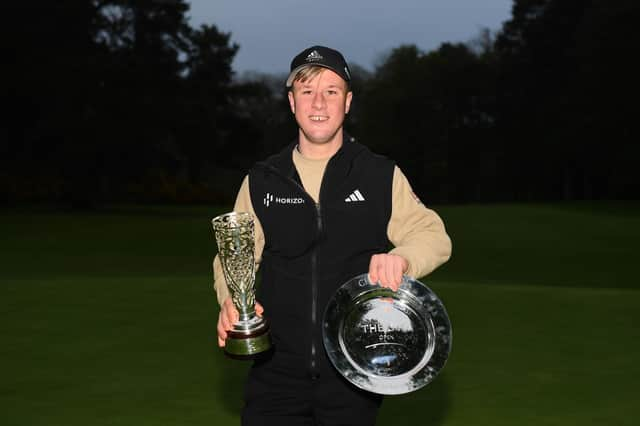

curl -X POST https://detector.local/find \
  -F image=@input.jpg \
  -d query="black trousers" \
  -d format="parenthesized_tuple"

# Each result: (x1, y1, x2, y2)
(241, 353, 382, 426)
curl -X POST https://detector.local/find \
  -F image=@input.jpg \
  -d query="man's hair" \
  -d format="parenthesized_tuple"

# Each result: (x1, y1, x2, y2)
(289, 66, 351, 92)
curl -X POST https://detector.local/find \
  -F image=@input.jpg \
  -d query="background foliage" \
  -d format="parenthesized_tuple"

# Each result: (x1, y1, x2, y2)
(3, 0, 638, 207)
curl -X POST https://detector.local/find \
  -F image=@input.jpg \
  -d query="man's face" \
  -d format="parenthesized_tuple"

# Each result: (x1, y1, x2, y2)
(288, 68, 353, 146)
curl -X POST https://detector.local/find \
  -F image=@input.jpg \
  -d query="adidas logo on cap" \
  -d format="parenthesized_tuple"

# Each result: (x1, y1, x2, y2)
(306, 50, 324, 62)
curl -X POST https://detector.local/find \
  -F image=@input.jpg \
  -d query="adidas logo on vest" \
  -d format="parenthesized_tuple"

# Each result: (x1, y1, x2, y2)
(345, 189, 365, 202)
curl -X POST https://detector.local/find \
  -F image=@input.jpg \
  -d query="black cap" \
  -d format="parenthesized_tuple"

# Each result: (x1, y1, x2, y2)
(286, 45, 351, 88)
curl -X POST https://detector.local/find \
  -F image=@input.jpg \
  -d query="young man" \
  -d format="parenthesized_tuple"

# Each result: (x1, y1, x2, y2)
(214, 45, 452, 425)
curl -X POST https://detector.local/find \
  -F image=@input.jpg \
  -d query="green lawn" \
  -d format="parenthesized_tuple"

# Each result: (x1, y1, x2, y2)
(1, 203, 638, 425)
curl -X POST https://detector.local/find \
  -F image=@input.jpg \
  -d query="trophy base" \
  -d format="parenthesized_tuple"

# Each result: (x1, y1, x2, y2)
(224, 324, 272, 359)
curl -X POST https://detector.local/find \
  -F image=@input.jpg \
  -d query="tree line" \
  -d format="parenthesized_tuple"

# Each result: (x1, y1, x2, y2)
(2, 0, 638, 207)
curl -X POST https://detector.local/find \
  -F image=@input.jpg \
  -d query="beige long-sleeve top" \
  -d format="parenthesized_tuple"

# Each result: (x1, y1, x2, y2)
(213, 148, 452, 304)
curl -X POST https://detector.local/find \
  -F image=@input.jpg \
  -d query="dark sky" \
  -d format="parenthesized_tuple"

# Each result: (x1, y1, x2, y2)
(187, 0, 513, 75)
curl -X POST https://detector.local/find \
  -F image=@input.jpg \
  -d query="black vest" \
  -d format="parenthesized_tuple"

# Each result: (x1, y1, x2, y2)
(249, 136, 395, 375)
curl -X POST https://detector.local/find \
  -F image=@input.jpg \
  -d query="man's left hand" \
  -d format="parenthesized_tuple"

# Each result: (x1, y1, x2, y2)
(368, 253, 408, 291)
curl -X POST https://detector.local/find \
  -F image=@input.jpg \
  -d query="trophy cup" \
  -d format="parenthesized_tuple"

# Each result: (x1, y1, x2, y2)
(211, 212, 271, 358)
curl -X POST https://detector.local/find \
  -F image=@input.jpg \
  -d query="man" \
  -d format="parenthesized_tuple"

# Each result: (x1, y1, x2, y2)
(214, 45, 452, 425)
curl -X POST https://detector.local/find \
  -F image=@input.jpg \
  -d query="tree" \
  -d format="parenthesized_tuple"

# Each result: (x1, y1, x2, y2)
(494, 0, 639, 200)
(357, 43, 498, 203)
(2, 0, 246, 205)
(179, 24, 239, 185)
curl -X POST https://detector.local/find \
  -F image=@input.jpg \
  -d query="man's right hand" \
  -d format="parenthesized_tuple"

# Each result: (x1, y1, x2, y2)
(217, 297, 264, 347)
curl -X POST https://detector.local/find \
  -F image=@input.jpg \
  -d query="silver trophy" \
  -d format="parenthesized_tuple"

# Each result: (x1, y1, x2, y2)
(323, 274, 452, 395)
(212, 212, 271, 358)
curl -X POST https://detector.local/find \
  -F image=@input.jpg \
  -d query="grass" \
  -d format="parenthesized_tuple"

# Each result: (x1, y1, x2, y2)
(1, 202, 638, 425)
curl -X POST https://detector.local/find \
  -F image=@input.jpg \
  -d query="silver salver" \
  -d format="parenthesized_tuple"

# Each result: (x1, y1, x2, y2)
(323, 274, 452, 395)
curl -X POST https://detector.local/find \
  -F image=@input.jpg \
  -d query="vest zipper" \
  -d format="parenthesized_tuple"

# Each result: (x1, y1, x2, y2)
(257, 162, 330, 378)
(310, 202, 322, 377)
